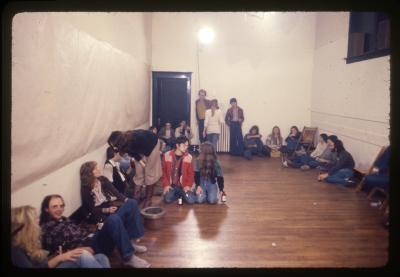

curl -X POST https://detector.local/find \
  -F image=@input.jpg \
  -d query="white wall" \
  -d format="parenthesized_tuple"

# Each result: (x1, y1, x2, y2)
(11, 12, 152, 214)
(311, 12, 390, 169)
(11, 122, 149, 216)
(151, 12, 317, 142)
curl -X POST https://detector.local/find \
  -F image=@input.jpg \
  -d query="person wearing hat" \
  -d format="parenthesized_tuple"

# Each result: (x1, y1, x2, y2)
(225, 98, 245, 156)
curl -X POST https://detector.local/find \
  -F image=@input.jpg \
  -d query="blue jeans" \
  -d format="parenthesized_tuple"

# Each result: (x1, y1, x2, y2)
(206, 133, 219, 152)
(363, 174, 389, 192)
(292, 154, 319, 168)
(243, 139, 264, 160)
(325, 168, 354, 185)
(164, 186, 196, 204)
(196, 179, 218, 204)
(56, 250, 110, 268)
(229, 122, 244, 155)
(289, 155, 304, 168)
(90, 198, 144, 261)
(198, 119, 206, 143)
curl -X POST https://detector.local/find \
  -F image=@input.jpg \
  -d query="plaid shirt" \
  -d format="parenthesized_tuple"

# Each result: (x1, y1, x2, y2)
(41, 217, 91, 255)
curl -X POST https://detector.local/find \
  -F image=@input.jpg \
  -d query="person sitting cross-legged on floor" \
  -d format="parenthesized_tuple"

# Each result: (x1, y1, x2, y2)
(194, 142, 225, 204)
(162, 136, 197, 205)
(243, 125, 269, 160)
(265, 126, 283, 156)
(318, 139, 355, 186)
(315, 135, 339, 172)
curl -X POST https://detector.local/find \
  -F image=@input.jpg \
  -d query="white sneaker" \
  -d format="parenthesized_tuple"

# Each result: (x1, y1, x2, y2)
(300, 165, 310, 171)
(282, 161, 288, 167)
(124, 255, 151, 268)
(370, 201, 382, 208)
(131, 242, 147, 254)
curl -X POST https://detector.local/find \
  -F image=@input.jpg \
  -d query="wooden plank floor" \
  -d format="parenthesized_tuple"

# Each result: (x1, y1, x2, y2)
(116, 154, 388, 268)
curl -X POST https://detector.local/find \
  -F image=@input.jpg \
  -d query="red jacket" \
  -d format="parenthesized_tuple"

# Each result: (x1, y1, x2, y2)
(162, 150, 194, 189)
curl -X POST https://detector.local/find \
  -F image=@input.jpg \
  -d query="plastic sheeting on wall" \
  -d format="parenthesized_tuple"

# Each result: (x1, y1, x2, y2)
(12, 12, 150, 191)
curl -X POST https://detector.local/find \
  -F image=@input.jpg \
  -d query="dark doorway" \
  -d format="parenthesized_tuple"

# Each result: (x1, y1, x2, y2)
(152, 72, 192, 129)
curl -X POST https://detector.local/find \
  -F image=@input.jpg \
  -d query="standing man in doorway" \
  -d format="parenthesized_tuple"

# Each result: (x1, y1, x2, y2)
(195, 89, 211, 143)
(225, 98, 245, 156)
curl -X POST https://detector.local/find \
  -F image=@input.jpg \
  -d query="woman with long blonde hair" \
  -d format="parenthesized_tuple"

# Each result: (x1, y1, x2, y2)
(11, 205, 109, 268)
(194, 142, 225, 204)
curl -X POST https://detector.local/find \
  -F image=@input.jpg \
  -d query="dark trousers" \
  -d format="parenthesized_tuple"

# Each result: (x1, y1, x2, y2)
(198, 119, 205, 143)
(243, 139, 264, 160)
(229, 122, 244, 155)
(90, 198, 144, 260)
(363, 174, 389, 192)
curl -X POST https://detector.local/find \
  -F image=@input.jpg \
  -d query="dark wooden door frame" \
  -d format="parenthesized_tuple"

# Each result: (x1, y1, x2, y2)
(152, 71, 192, 128)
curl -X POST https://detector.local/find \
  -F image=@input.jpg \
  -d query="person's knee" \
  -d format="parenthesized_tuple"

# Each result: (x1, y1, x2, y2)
(163, 195, 174, 203)
(94, 254, 110, 268)
(196, 195, 206, 204)
(106, 214, 122, 225)
(78, 249, 95, 263)
(124, 198, 138, 208)
(325, 176, 335, 183)
(207, 195, 218, 204)
(185, 196, 196, 204)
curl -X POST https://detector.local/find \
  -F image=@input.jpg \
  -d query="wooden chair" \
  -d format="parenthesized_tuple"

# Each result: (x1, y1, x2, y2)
(355, 146, 388, 192)
(288, 126, 318, 160)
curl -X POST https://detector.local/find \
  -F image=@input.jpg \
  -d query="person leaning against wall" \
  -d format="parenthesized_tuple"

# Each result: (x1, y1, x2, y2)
(225, 98, 245, 156)
(11, 205, 110, 268)
(40, 194, 150, 268)
(195, 89, 211, 143)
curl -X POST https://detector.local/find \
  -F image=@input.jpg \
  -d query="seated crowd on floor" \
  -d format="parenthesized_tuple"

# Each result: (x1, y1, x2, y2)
(11, 89, 390, 268)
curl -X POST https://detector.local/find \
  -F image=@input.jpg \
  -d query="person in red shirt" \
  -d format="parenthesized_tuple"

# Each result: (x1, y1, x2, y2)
(162, 136, 196, 204)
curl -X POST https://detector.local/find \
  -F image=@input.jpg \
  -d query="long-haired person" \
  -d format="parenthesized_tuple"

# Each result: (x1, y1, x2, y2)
(194, 142, 225, 204)
(266, 126, 283, 155)
(203, 99, 225, 152)
(281, 126, 302, 166)
(79, 161, 151, 266)
(243, 125, 267, 160)
(11, 205, 109, 268)
(318, 139, 355, 185)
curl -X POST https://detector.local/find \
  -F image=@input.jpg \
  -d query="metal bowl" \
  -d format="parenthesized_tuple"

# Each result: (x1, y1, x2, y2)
(140, 206, 166, 230)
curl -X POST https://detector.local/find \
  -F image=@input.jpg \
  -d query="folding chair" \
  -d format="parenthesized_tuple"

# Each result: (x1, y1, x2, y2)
(288, 126, 318, 160)
(355, 146, 388, 192)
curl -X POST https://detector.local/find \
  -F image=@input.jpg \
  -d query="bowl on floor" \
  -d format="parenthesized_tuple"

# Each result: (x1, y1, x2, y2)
(140, 206, 166, 230)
